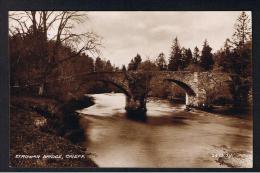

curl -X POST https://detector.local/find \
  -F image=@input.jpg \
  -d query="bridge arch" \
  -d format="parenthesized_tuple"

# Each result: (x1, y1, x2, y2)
(164, 79, 196, 96)
(95, 79, 131, 98)
(164, 78, 196, 106)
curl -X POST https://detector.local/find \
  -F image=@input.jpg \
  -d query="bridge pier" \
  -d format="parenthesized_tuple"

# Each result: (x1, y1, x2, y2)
(185, 93, 189, 105)
(125, 96, 147, 121)
(185, 91, 211, 110)
(125, 97, 147, 113)
(123, 71, 151, 116)
(185, 94, 198, 108)
(184, 72, 210, 109)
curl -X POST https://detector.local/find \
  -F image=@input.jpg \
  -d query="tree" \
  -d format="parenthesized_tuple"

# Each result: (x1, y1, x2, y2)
(215, 39, 233, 72)
(213, 12, 252, 109)
(127, 59, 135, 71)
(215, 12, 252, 76)
(179, 47, 186, 70)
(122, 65, 127, 72)
(104, 60, 114, 72)
(128, 54, 142, 71)
(200, 40, 214, 71)
(230, 11, 251, 49)
(192, 46, 200, 64)
(185, 46, 201, 72)
(94, 57, 104, 72)
(185, 48, 193, 66)
(9, 11, 101, 95)
(114, 67, 120, 72)
(230, 11, 252, 77)
(155, 52, 167, 71)
(139, 59, 158, 71)
(72, 53, 95, 74)
(168, 37, 181, 71)
(179, 48, 192, 70)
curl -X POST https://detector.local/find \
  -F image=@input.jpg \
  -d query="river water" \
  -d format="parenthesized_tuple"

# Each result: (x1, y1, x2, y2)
(78, 93, 253, 168)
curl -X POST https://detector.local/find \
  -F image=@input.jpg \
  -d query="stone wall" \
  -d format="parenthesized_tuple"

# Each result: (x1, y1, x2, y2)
(149, 71, 232, 107)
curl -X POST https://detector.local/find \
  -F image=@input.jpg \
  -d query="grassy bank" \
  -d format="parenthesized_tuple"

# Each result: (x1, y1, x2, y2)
(10, 96, 96, 168)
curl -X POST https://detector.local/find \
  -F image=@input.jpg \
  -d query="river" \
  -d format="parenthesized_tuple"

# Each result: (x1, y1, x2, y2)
(78, 93, 252, 168)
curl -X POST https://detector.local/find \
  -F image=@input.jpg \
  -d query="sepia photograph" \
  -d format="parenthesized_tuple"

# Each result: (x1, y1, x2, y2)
(9, 11, 252, 168)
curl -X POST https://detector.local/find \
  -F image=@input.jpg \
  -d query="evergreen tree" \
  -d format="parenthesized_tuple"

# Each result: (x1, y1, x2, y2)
(230, 11, 252, 77)
(168, 37, 181, 71)
(184, 48, 192, 69)
(104, 60, 113, 71)
(179, 47, 187, 70)
(155, 52, 167, 71)
(232, 42, 252, 77)
(231, 11, 251, 49)
(217, 39, 233, 72)
(127, 59, 135, 71)
(200, 40, 214, 71)
(223, 12, 252, 108)
(128, 54, 142, 71)
(133, 54, 142, 70)
(192, 46, 200, 64)
(179, 48, 193, 70)
(95, 57, 104, 72)
(122, 65, 126, 72)
(179, 47, 192, 70)
(216, 12, 252, 76)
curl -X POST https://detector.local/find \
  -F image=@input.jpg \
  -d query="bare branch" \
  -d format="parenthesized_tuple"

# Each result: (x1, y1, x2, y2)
(9, 13, 29, 34)
(46, 11, 64, 30)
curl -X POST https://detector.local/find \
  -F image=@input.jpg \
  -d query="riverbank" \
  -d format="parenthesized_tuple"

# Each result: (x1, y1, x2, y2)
(10, 96, 97, 168)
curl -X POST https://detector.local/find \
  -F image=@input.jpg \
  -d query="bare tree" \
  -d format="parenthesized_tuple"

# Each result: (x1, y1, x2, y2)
(9, 11, 101, 95)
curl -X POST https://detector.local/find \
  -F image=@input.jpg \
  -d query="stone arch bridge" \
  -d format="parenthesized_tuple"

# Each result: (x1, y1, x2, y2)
(78, 71, 233, 112)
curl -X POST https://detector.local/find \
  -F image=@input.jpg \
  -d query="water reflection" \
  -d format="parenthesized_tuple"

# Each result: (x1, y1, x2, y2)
(79, 93, 252, 168)
(126, 110, 148, 122)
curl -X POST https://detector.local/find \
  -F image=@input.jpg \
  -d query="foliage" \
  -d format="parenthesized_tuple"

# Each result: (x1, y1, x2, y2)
(192, 46, 200, 64)
(168, 37, 181, 71)
(213, 11, 252, 107)
(94, 57, 104, 72)
(9, 11, 101, 96)
(138, 59, 159, 71)
(128, 54, 142, 71)
(231, 11, 251, 49)
(200, 40, 214, 71)
(179, 48, 192, 70)
(214, 40, 233, 73)
(104, 60, 114, 72)
(155, 53, 167, 71)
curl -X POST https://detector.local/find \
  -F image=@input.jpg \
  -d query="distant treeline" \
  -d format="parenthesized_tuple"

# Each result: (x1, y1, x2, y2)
(125, 12, 252, 79)
(122, 12, 252, 107)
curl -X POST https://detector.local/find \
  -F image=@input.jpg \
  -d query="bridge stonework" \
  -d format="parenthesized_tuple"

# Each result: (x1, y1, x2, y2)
(82, 71, 232, 112)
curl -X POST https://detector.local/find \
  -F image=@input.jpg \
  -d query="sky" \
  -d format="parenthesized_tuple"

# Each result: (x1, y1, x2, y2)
(9, 11, 251, 67)
(78, 11, 251, 66)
